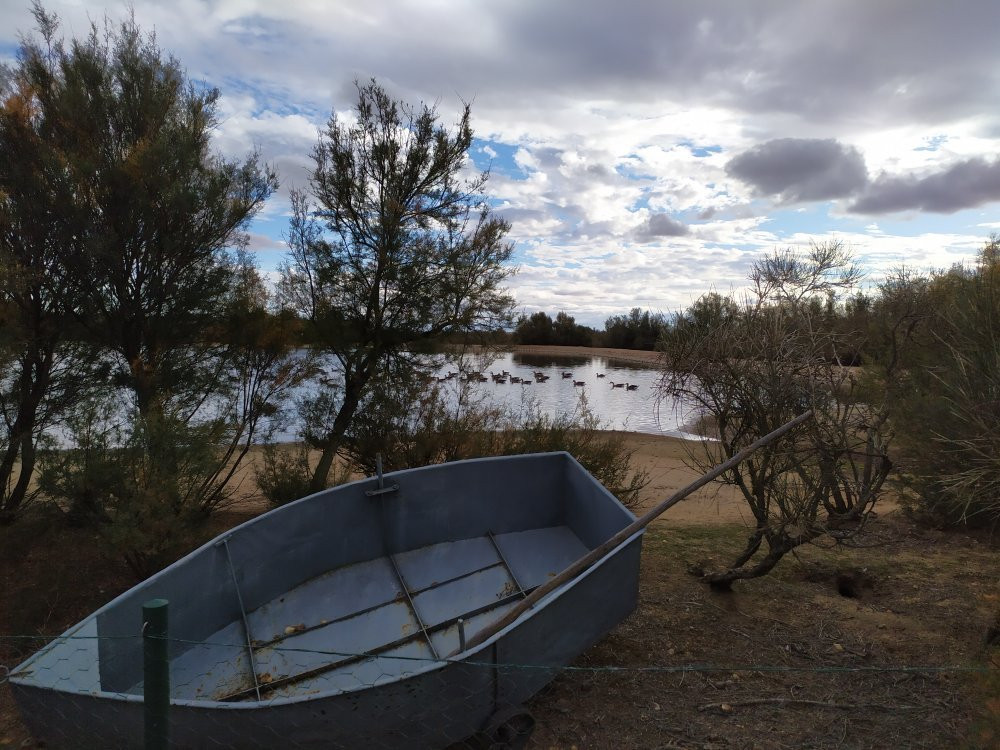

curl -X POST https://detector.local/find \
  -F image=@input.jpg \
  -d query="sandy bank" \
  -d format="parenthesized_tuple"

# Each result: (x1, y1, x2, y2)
(229, 432, 752, 525)
(506, 344, 664, 367)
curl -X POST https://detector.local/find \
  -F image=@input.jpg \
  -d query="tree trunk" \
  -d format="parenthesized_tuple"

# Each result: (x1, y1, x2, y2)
(704, 544, 789, 591)
(5, 431, 37, 520)
(730, 528, 765, 568)
(309, 381, 364, 493)
(311, 443, 338, 494)
(703, 529, 823, 590)
(131, 356, 159, 422)
(0, 354, 50, 522)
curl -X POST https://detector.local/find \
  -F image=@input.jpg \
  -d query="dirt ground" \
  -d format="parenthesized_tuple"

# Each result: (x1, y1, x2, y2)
(523, 512, 999, 749)
(1, 432, 998, 749)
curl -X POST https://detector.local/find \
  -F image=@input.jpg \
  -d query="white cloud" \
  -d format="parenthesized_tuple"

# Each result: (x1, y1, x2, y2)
(2, 0, 996, 322)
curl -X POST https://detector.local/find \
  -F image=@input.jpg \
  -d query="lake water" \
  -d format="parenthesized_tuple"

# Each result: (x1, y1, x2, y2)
(50, 350, 699, 446)
(408, 351, 700, 439)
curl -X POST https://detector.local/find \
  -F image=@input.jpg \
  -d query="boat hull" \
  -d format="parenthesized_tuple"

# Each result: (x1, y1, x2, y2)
(11, 452, 642, 748)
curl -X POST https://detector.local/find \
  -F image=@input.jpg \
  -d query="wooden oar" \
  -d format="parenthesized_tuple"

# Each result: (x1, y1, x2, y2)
(454, 409, 814, 656)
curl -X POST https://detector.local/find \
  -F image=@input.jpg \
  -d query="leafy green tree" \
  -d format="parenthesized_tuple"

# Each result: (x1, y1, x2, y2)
(513, 311, 554, 344)
(887, 238, 1000, 525)
(671, 292, 740, 347)
(40, 260, 306, 574)
(39, 15, 277, 421)
(552, 311, 593, 346)
(603, 307, 668, 350)
(4, 7, 293, 559)
(833, 290, 875, 366)
(0, 3, 96, 521)
(280, 81, 515, 491)
(513, 310, 593, 346)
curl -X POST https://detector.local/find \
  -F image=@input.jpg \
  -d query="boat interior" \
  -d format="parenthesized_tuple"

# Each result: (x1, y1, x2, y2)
(165, 525, 590, 701)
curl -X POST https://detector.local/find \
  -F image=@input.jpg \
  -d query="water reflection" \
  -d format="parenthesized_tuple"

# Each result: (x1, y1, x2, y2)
(428, 351, 699, 438)
(259, 350, 701, 443)
(50, 350, 700, 448)
(511, 353, 592, 369)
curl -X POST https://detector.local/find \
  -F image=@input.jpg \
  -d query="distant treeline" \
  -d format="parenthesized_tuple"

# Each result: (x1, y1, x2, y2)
(510, 286, 912, 366)
(511, 308, 668, 349)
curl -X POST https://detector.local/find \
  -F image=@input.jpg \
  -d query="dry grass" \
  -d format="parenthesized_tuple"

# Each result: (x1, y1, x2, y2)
(2, 437, 998, 749)
(524, 514, 1000, 749)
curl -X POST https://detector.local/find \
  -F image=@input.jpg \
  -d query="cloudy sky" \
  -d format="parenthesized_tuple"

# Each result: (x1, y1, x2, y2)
(3, 1, 999, 326)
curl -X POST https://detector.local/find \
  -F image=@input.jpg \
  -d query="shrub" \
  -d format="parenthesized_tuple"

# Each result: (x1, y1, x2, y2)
(339, 380, 649, 510)
(659, 242, 892, 588)
(889, 239, 1000, 525)
(39, 398, 245, 577)
(256, 442, 315, 508)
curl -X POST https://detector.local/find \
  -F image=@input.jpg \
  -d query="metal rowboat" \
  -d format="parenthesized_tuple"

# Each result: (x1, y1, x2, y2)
(9, 452, 643, 748)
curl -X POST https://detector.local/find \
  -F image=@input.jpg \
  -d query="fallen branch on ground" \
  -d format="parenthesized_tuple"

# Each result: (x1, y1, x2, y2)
(698, 698, 918, 712)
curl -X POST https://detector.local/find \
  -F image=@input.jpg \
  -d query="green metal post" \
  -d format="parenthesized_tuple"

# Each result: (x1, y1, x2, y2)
(143, 598, 169, 750)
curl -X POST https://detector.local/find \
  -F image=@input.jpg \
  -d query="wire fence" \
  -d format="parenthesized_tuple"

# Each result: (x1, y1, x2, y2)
(3, 633, 994, 677)
(2, 629, 995, 749)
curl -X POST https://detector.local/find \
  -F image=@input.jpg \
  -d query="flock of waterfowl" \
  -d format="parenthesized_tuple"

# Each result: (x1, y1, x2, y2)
(435, 368, 640, 390)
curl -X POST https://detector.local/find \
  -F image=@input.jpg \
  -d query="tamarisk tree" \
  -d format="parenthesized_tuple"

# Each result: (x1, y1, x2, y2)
(659, 242, 892, 588)
(1, 7, 295, 567)
(0, 4, 106, 522)
(0, 7, 83, 521)
(281, 81, 515, 491)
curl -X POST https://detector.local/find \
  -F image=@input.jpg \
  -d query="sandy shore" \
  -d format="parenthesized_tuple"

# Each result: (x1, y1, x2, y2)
(506, 344, 664, 367)
(233, 423, 899, 526)
(603, 431, 751, 524)
(230, 431, 752, 525)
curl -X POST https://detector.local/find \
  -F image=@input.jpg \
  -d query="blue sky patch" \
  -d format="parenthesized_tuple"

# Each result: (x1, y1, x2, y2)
(681, 141, 723, 158)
